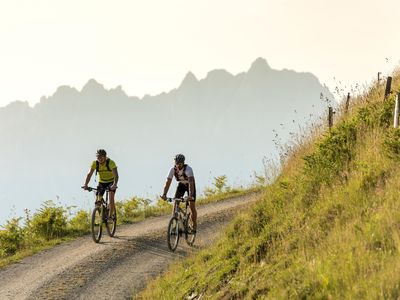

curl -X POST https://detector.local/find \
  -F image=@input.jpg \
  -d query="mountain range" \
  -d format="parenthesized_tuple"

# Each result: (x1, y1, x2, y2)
(0, 57, 332, 223)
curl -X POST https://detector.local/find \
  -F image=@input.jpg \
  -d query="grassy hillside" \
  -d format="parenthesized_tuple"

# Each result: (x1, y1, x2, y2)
(138, 72, 400, 299)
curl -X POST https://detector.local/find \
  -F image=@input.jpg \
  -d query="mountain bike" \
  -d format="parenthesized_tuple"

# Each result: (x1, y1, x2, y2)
(82, 186, 117, 243)
(164, 196, 196, 251)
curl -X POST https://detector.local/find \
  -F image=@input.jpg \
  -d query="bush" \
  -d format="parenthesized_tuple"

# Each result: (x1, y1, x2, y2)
(204, 175, 229, 196)
(117, 197, 144, 223)
(355, 96, 394, 129)
(69, 210, 90, 233)
(383, 128, 400, 160)
(0, 218, 24, 257)
(28, 200, 68, 240)
(303, 120, 357, 188)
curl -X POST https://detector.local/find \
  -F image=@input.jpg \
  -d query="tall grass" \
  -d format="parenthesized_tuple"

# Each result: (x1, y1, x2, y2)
(138, 71, 400, 299)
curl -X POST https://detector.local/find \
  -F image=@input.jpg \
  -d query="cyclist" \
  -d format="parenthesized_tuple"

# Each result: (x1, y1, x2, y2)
(83, 149, 119, 219)
(162, 154, 197, 233)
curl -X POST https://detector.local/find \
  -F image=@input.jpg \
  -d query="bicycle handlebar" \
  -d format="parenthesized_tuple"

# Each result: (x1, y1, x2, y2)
(81, 186, 112, 192)
(162, 196, 189, 203)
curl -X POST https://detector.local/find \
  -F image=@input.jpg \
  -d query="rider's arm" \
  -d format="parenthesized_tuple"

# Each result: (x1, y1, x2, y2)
(112, 167, 119, 187)
(163, 178, 172, 197)
(84, 168, 95, 188)
(188, 176, 195, 199)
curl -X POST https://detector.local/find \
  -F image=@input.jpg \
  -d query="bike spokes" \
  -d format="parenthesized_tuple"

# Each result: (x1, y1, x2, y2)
(167, 217, 180, 251)
(184, 212, 196, 246)
(91, 206, 103, 243)
(106, 210, 117, 237)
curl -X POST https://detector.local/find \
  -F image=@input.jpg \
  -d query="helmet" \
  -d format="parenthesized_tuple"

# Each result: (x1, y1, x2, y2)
(96, 149, 107, 156)
(174, 154, 185, 164)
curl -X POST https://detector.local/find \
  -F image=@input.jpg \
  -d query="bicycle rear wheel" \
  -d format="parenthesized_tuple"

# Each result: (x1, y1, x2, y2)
(167, 217, 180, 251)
(91, 206, 103, 243)
(184, 212, 196, 246)
(106, 209, 117, 237)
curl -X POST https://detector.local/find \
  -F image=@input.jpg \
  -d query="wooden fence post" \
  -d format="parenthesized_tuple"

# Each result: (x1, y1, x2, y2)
(378, 72, 382, 84)
(328, 107, 334, 129)
(345, 93, 350, 114)
(394, 93, 400, 128)
(384, 76, 392, 100)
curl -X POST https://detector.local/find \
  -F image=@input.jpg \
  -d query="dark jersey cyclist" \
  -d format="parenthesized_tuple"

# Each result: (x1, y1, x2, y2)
(162, 154, 197, 232)
(83, 149, 119, 218)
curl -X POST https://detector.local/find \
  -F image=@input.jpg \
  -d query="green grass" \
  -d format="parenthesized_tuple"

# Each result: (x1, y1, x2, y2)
(0, 235, 77, 268)
(137, 71, 400, 299)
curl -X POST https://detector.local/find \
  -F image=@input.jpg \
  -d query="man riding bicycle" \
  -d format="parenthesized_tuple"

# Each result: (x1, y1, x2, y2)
(83, 149, 119, 219)
(162, 154, 197, 233)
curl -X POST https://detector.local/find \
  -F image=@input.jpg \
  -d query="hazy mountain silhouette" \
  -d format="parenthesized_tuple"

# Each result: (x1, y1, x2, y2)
(0, 57, 332, 223)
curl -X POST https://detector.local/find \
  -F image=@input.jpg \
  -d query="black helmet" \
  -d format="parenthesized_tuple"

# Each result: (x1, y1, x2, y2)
(174, 154, 185, 164)
(96, 149, 107, 156)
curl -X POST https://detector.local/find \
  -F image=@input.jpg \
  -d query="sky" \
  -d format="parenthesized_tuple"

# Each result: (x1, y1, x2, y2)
(1, 0, 400, 107)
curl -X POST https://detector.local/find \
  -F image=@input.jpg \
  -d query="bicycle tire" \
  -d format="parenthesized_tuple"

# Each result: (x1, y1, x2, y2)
(184, 212, 196, 246)
(91, 206, 103, 243)
(106, 209, 117, 237)
(167, 217, 180, 251)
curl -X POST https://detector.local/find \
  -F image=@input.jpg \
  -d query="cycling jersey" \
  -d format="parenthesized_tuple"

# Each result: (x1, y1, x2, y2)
(91, 159, 117, 183)
(167, 165, 194, 184)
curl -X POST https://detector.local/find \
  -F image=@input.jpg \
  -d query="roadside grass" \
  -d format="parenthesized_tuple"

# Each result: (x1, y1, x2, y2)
(0, 184, 260, 269)
(137, 72, 400, 299)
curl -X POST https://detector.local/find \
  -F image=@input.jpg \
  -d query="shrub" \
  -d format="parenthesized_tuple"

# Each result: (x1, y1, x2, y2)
(0, 218, 24, 257)
(383, 128, 400, 160)
(303, 120, 357, 188)
(28, 200, 68, 240)
(69, 210, 90, 233)
(204, 175, 229, 196)
(117, 197, 151, 222)
(117, 198, 139, 223)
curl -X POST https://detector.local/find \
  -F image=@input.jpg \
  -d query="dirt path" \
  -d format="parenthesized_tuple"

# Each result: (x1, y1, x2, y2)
(0, 192, 261, 300)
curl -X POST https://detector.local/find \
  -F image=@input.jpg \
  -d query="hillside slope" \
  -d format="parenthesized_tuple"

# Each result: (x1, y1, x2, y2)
(138, 72, 400, 299)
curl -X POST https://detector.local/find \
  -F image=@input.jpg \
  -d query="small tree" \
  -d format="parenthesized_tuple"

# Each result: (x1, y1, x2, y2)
(204, 175, 229, 196)
(214, 175, 228, 193)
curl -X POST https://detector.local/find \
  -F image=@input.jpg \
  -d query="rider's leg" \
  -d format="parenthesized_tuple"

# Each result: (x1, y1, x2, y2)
(109, 190, 116, 218)
(174, 183, 185, 217)
(189, 201, 197, 231)
(96, 184, 105, 206)
(173, 201, 177, 217)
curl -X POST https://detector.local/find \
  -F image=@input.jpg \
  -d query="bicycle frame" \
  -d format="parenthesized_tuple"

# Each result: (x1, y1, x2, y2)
(165, 196, 195, 251)
(170, 197, 189, 219)
(86, 186, 110, 206)
(82, 186, 117, 242)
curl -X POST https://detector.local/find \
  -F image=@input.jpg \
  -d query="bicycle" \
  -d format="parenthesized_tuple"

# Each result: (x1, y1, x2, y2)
(164, 196, 196, 251)
(82, 186, 117, 243)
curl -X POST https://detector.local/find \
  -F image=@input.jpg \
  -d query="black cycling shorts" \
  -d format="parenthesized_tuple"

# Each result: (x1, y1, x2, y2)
(96, 182, 116, 196)
(175, 182, 196, 201)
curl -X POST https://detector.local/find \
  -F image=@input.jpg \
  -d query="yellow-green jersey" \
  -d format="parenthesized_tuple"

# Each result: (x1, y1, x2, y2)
(90, 159, 117, 183)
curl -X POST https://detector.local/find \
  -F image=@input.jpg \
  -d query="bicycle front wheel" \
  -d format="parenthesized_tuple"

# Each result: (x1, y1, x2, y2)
(167, 217, 180, 251)
(91, 206, 103, 243)
(184, 212, 196, 246)
(106, 209, 117, 237)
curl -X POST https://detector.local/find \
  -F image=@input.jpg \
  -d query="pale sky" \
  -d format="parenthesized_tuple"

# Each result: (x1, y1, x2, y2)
(1, 0, 399, 107)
